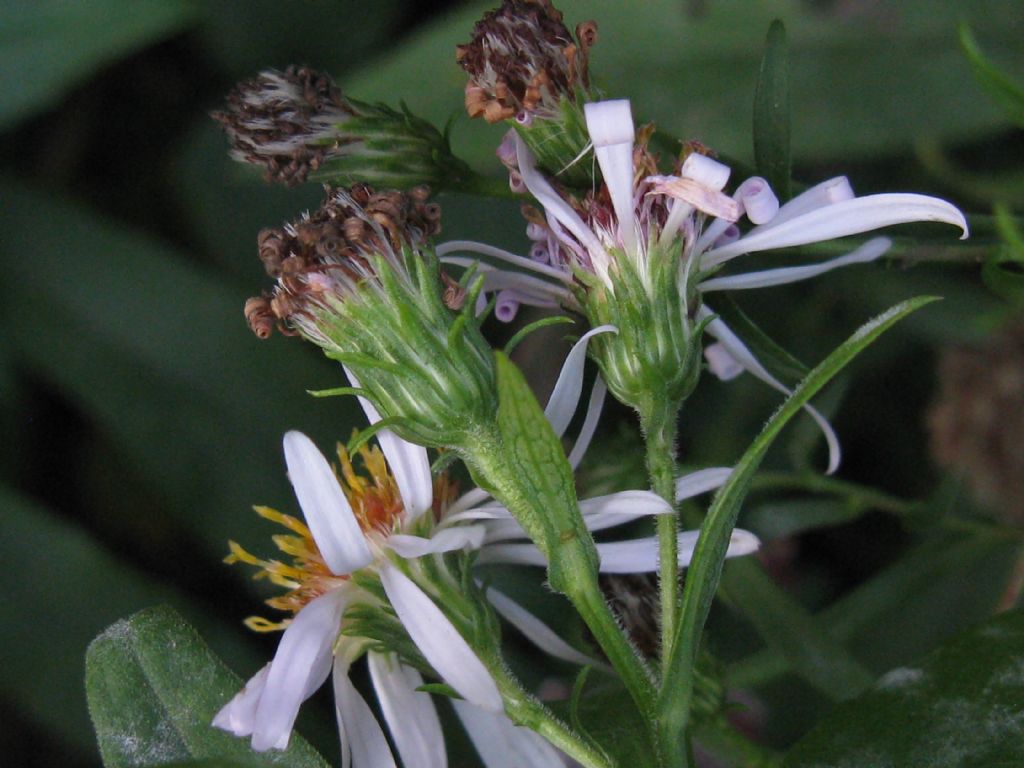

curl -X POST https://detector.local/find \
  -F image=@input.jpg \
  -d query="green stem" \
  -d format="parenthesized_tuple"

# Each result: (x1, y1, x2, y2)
(639, 407, 681, 675)
(493, 667, 614, 768)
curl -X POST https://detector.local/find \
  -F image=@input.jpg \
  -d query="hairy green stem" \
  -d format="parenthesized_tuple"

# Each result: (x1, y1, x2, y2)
(639, 407, 682, 675)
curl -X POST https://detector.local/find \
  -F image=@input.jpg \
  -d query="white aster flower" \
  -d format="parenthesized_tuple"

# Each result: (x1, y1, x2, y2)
(437, 99, 969, 473)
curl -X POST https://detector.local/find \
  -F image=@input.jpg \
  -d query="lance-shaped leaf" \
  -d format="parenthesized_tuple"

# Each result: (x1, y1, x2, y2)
(753, 19, 791, 200)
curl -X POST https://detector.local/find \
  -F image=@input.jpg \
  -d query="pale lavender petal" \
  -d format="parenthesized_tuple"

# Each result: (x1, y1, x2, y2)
(333, 661, 398, 768)
(676, 528, 761, 565)
(452, 699, 565, 768)
(387, 526, 487, 557)
(447, 486, 493, 515)
(700, 307, 841, 475)
(651, 176, 741, 221)
(704, 342, 744, 381)
(693, 217, 734, 254)
(675, 467, 733, 500)
(704, 193, 967, 267)
(495, 290, 521, 322)
(367, 653, 446, 768)
(579, 490, 674, 532)
(568, 376, 607, 470)
(763, 176, 855, 228)
(437, 242, 570, 281)
(700, 237, 891, 292)
(380, 564, 503, 711)
(735, 176, 779, 224)
(485, 588, 602, 668)
(283, 432, 372, 575)
(545, 325, 617, 437)
(251, 589, 348, 751)
(345, 371, 434, 521)
(438, 507, 512, 528)
(213, 663, 271, 739)
(515, 132, 612, 280)
(585, 99, 637, 254)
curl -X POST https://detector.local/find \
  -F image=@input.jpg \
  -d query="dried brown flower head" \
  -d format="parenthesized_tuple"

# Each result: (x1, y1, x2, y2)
(457, 0, 598, 123)
(244, 184, 442, 340)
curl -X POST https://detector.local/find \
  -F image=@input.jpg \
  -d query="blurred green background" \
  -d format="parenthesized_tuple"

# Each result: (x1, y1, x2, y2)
(2, 1, 1023, 766)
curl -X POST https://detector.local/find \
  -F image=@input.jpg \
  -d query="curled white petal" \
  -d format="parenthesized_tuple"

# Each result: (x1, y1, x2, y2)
(283, 431, 372, 574)
(345, 370, 434, 521)
(675, 467, 733, 501)
(380, 564, 503, 712)
(333, 661, 398, 768)
(437, 240, 571, 281)
(251, 588, 348, 751)
(735, 176, 779, 225)
(704, 342, 745, 381)
(568, 376, 607, 469)
(367, 653, 446, 768)
(486, 587, 603, 668)
(681, 152, 731, 190)
(762, 176, 856, 229)
(704, 193, 968, 267)
(213, 663, 271, 739)
(387, 526, 487, 557)
(452, 699, 565, 768)
(700, 308, 841, 474)
(585, 99, 637, 255)
(700, 237, 891, 292)
(545, 324, 617, 438)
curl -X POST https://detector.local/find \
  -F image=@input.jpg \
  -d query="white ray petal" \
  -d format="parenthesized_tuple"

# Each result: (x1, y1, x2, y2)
(578, 490, 674, 533)
(514, 132, 612, 281)
(251, 589, 348, 751)
(545, 324, 617, 438)
(440, 257, 571, 303)
(345, 370, 434, 521)
(379, 564, 503, 712)
(568, 376, 607, 469)
(367, 653, 446, 768)
(447, 486, 494, 515)
(675, 467, 733, 500)
(452, 699, 565, 768)
(437, 507, 513, 529)
(437, 240, 572, 281)
(704, 342, 745, 381)
(700, 237, 891, 292)
(700, 307, 841, 475)
(485, 587, 603, 668)
(595, 528, 761, 573)
(760, 176, 855, 229)
(387, 526, 487, 557)
(681, 152, 732, 190)
(585, 99, 637, 255)
(333, 661, 398, 768)
(213, 663, 271, 739)
(283, 432, 372, 575)
(704, 193, 967, 267)
(475, 541, 547, 568)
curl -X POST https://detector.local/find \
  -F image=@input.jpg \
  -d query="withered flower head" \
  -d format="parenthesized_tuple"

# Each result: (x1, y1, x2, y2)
(214, 67, 466, 190)
(928, 321, 1024, 527)
(245, 183, 441, 342)
(457, 0, 598, 123)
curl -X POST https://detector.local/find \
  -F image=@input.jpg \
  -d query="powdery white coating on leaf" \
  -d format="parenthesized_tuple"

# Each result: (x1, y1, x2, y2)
(876, 666, 925, 691)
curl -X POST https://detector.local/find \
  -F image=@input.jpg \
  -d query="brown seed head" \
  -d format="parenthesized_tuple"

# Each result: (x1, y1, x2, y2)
(457, 0, 597, 123)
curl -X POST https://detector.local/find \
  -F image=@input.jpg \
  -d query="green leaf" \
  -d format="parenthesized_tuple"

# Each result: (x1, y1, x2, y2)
(0, 485, 261, 754)
(87, 606, 329, 768)
(784, 608, 1024, 767)
(550, 683, 654, 766)
(753, 20, 791, 200)
(0, 179, 359, 556)
(660, 296, 939, 740)
(489, 352, 599, 591)
(0, 1, 197, 130)
(959, 22, 1024, 128)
